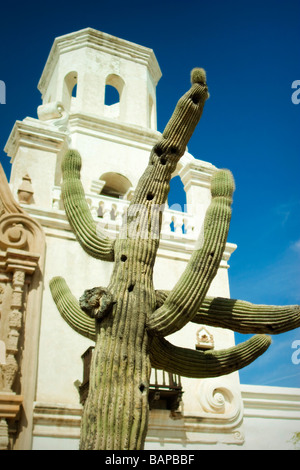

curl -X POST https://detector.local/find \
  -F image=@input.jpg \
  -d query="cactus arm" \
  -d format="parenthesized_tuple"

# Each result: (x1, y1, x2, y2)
(193, 297, 300, 334)
(149, 334, 271, 378)
(155, 290, 300, 335)
(147, 169, 235, 337)
(49, 276, 96, 341)
(122, 69, 209, 220)
(61, 149, 115, 261)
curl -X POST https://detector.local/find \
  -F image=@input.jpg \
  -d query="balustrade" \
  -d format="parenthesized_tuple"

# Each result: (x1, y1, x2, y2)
(52, 186, 196, 240)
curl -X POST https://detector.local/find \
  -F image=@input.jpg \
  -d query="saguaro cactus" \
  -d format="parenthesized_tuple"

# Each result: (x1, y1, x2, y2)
(50, 69, 300, 450)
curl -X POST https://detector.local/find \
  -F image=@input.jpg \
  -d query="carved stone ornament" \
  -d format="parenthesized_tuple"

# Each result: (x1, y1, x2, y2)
(0, 162, 45, 449)
(195, 326, 214, 350)
(37, 101, 69, 132)
(195, 377, 244, 443)
(17, 174, 34, 204)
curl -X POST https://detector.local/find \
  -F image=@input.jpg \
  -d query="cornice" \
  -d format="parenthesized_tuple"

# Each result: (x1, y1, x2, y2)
(4, 118, 68, 160)
(0, 393, 23, 419)
(68, 112, 161, 150)
(38, 28, 162, 97)
(179, 160, 217, 191)
(33, 402, 82, 439)
(241, 384, 300, 419)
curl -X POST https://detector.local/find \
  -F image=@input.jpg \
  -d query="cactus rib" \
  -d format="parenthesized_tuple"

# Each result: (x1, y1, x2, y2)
(61, 149, 115, 261)
(147, 169, 235, 337)
(149, 334, 271, 378)
(49, 276, 96, 341)
(155, 290, 300, 335)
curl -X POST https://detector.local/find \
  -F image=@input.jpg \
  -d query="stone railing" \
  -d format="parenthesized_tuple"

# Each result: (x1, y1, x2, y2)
(52, 186, 197, 241)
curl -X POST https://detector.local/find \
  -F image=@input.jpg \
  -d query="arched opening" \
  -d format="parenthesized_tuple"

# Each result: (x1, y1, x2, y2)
(105, 84, 120, 106)
(100, 172, 132, 199)
(104, 74, 125, 118)
(168, 175, 187, 234)
(168, 175, 187, 212)
(72, 83, 77, 98)
(62, 71, 78, 110)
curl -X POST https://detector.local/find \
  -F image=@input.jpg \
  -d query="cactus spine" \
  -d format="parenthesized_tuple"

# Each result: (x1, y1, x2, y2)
(50, 69, 300, 450)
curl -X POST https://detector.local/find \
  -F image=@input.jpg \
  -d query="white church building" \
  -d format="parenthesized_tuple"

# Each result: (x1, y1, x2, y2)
(0, 27, 299, 450)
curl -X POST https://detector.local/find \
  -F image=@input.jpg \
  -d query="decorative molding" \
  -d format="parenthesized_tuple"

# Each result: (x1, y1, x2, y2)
(90, 179, 106, 195)
(147, 377, 245, 446)
(241, 384, 300, 420)
(68, 113, 161, 151)
(179, 161, 217, 192)
(33, 402, 82, 439)
(4, 118, 68, 161)
(37, 101, 65, 121)
(0, 393, 23, 419)
(17, 174, 34, 205)
(195, 326, 214, 350)
(0, 162, 45, 450)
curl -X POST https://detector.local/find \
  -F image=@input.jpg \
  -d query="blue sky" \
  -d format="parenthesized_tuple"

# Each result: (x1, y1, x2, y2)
(0, 0, 299, 387)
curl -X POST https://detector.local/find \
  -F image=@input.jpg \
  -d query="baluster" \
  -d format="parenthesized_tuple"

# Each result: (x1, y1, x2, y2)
(162, 211, 172, 235)
(102, 203, 111, 222)
(173, 215, 183, 235)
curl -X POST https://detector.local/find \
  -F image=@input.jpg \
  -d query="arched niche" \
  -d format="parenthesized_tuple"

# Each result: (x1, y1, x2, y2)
(100, 172, 132, 199)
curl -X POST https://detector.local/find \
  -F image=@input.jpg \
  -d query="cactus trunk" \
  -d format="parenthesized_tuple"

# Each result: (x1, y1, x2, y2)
(80, 243, 155, 449)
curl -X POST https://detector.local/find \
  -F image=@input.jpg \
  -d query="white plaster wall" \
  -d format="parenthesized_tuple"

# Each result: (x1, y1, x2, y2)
(9, 140, 58, 208)
(32, 436, 79, 451)
(31, 384, 300, 450)
(36, 231, 113, 404)
(70, 130, 154, 192)
(241, 416, 299, 450)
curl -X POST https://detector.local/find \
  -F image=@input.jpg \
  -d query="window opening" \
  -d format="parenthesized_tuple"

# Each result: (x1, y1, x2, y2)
(104, 84, 120, 106)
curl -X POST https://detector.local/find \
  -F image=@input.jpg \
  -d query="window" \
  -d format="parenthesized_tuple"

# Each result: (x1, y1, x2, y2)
(104, 74, 125, 118)
(72, 83, 77, 98)
(168, 175, 187, 213)
(104, 84, 119, 106)
(100, 172, 132, 199)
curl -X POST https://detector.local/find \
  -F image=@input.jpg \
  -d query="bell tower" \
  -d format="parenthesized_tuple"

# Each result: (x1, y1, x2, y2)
(37, 28, 161, 128)
(6, 28, 162, 208)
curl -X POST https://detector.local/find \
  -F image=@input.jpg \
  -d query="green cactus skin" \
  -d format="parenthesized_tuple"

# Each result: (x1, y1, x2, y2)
(49, 276, 96, 341)
(49, 69, 300, 450)
(147, 169, 235, 337)
(49, 277, 300, 343)
(155, 290, 300, 335)
(61, 150, 115, 261)
(149, 334, 271, 378)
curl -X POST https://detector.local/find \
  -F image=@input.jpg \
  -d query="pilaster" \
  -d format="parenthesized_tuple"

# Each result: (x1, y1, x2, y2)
(0, 163, 45, 450)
